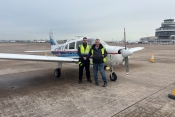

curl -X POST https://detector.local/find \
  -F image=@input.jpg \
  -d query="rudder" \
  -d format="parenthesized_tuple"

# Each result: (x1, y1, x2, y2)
(49, 31, 59, 46)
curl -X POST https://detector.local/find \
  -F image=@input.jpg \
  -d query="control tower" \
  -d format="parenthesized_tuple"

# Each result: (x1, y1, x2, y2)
(155, 19, 175, 42)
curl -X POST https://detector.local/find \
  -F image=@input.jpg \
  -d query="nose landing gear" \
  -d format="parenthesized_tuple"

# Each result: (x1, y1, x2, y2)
(109, 65, 117, 81)
(110, 72, 117, 81)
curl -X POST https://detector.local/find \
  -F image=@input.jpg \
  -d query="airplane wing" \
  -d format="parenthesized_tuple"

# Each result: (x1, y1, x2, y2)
(0, 53, 78, 62)
(129, 47, 144, 53)
(25, 50, 51, 52)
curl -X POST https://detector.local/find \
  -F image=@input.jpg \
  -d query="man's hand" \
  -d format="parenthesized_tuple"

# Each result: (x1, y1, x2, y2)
(83, 57, 86, 60)
(102, 55, 104, 58)
(90, 55, 93, 58)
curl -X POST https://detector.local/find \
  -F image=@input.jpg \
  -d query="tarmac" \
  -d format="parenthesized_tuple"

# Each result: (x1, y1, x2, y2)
(0, 43, 175, 117)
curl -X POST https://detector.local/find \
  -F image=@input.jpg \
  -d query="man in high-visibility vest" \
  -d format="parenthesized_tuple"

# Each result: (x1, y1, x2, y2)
(77, 37, 92, 84)
(89, 39, 108, 87)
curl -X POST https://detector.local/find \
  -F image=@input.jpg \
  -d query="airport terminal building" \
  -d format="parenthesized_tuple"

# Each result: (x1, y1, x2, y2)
(140, 19, 175, 44)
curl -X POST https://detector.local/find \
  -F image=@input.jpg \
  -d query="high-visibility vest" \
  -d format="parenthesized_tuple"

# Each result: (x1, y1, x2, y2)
(78, 44, 91, 66)
(91, 47, 107, 62)
(79, 44, 91, 55)
(78, 61, 83, 66)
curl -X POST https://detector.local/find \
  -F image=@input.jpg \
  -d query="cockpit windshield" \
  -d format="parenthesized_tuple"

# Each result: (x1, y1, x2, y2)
(87, 38, 95, 46)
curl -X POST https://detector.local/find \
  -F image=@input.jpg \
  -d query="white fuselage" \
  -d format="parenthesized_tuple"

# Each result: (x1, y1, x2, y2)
(51, 38, 125, 66)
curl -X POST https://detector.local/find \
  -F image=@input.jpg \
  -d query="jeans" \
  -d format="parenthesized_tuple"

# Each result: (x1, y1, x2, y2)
(93, 63, 107, 83)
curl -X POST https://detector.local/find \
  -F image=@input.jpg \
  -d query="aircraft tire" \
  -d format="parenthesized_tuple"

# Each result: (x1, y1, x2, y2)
(110, 72, 117, 81)
(54, 68, 61, 78)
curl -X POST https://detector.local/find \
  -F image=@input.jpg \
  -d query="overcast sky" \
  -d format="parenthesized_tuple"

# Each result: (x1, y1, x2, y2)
(0, 0, 174, 41)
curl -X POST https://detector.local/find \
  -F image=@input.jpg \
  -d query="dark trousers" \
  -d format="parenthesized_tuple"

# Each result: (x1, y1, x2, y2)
(79, 61, 91, 81)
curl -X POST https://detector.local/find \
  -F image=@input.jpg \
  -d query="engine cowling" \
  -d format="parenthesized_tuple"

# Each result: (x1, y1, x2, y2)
(121, 49, 133, 57)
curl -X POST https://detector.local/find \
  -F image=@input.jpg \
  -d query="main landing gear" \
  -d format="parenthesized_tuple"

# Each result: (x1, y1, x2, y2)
(54, 62, 62, 78)
(54, 68, 61, 77)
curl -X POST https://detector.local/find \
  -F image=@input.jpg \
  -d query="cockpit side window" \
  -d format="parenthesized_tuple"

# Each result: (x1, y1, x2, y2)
(76, 41, 82, 49)
(65, 44, 68, 49)
(69, 42, 75, 49)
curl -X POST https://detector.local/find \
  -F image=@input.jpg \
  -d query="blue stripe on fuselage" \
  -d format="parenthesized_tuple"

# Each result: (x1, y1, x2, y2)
(52, 51, 79, 57)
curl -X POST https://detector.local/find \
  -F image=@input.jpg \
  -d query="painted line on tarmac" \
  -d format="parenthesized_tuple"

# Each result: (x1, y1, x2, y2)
(111, 82, 175, 117)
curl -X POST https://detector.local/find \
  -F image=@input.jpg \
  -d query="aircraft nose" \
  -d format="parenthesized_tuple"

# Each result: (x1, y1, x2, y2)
(113, 47, 119, 54)
(121, 49, 133, 57)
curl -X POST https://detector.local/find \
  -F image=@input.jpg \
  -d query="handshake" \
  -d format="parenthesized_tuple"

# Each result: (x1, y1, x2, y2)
(83, 55, 105, 60)
(90, 55, 104, 58)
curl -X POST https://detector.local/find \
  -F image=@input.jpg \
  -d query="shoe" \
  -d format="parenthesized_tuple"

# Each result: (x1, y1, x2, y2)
(87, 79, 92, 83)
(78, 80, 82, 84)
(102, 82, 107, 87)
(95, 82, 99, 86)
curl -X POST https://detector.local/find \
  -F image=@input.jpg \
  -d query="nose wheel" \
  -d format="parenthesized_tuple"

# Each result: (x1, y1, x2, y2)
(110, 72, 117, 81)
(54, 68, 61, 78)
(109, 65, 117, 81)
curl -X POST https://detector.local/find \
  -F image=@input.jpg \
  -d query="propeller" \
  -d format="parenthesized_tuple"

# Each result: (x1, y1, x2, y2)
(122, 28, 132, 76)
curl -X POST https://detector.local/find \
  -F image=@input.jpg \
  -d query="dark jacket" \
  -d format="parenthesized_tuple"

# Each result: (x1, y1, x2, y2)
(89, 44, 108, 63)
(77, 44, 90, 62)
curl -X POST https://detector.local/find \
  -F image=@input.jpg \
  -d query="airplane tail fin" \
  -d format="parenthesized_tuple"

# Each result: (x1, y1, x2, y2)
(49, 31, 59, 46)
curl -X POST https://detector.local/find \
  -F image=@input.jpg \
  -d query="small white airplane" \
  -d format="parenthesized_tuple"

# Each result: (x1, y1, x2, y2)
(127, 40, 139, 44)
(0, 29, 144, 81)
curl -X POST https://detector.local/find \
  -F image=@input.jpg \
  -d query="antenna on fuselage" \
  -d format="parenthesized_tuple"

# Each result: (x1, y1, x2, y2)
(75, 36, 83, 39)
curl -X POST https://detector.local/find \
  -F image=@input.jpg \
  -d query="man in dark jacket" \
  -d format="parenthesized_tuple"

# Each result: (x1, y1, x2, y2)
(89, 39, 108, 87)
(77, 37, 92, 84)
